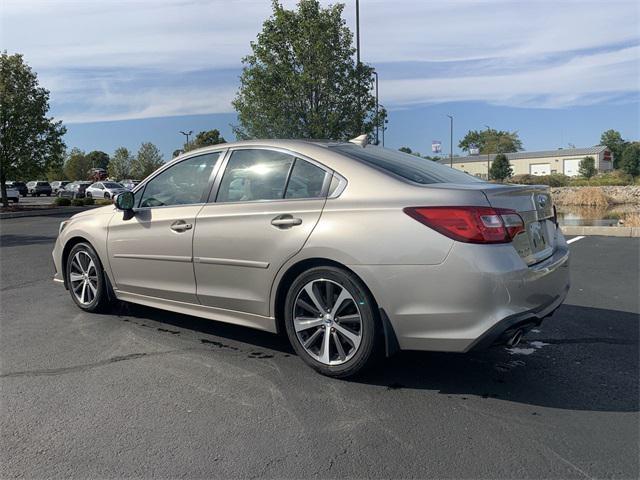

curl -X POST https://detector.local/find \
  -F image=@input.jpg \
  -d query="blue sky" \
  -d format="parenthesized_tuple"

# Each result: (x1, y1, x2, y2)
(3, 0, 639, 160)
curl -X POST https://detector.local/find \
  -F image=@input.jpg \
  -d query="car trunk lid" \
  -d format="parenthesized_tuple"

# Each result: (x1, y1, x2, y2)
(480, 184, 556, 265)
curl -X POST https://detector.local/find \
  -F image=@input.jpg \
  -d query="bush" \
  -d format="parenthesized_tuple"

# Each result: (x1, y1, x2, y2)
(70, 198, 84, 206)
(510, 173, 569, 187)
(54, 197, 71, 206)
(83, 197, 95, 205)
(560, 187, 611, 206)
(95, 199, 113, 206)
(568, 170, 633, 186)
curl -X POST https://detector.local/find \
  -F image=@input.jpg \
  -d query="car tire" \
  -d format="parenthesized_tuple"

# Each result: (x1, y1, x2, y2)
(47, 193, 51, 197)
(65, 242, 111, 312)
(86, 192, 92, 198)
(284, 266, 381, 378)
(104, 192, 110, 199)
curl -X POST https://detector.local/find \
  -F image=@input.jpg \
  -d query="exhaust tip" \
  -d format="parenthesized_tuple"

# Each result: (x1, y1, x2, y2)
(506, 329, 524, 347)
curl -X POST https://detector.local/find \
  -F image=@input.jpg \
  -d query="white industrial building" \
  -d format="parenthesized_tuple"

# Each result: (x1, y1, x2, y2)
(441, 146, 613, 179)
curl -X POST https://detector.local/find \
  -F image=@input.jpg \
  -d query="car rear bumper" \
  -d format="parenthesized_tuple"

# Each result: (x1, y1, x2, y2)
(350, 234, 570, 352)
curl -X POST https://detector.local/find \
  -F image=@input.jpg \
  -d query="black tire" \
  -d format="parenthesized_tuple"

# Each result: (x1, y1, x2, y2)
(284, 266, 381, 378)
(104, 192, 110, 199)
(47, 193, 51, 197)
(65, 242, 111, 312)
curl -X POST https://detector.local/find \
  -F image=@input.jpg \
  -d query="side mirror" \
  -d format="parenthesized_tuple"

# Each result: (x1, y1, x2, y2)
(114, 191, 135, 220)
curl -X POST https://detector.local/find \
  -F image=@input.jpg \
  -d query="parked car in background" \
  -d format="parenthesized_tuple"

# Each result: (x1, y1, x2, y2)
(57, 181, 92, 199)
(119, 179, 141, 190)
(52, 139, 570, 378)
(85, 181, 127, 199)
(50, 181, 71, 194)
(5, 181, 27, 197)
(1, 185, 20, 203)
(26, 181, 52, 196)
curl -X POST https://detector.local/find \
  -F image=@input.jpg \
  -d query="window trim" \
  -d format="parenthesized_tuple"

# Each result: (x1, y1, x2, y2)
(133, 150, 227, 211)
(208, 146, 335, 205)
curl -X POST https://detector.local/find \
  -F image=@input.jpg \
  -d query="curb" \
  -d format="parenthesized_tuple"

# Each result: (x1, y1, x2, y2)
(561, 225, 640, 238)
(0, 205, 101, 220)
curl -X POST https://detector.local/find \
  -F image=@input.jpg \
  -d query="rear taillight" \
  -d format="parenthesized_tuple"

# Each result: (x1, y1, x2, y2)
(404, 206, 524, 244)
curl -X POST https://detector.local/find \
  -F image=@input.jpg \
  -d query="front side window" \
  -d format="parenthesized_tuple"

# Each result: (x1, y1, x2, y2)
(284, 159, 329, 199)
(138, 153, 220, 208)
(216, 149, 295, 202)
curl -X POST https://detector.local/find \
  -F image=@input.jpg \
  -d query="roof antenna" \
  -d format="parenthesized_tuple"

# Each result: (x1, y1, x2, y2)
(348, 134, 368, 147)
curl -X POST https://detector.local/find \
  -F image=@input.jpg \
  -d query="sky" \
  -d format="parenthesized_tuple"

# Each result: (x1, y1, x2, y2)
(2, 0, 639, 160)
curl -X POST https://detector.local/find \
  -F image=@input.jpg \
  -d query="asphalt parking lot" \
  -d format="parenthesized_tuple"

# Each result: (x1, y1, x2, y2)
(1, 215, 638, 479)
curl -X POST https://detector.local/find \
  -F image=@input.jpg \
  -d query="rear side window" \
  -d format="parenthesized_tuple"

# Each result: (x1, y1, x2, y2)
(217, 149, 294, 202)
(331, 145, 484, 185)
(284, 159, 328, 199)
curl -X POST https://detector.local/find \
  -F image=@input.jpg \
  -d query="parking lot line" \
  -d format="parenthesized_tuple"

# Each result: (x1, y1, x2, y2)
(566, 235, 585, 244)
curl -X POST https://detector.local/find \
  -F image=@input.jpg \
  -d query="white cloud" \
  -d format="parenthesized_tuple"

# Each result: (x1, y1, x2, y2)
(2, 0, 638, 122)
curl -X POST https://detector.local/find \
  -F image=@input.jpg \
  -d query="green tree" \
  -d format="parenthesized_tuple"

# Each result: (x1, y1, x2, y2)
(63, 148, 91, 180)
(85, 150, 110, 170)
(131, 142, 164, 179)
(600, 129, 627, 168)
(108, 147, 133, 180)
(184, 129, 226, 152)
(398, 147, 440, 161)
(46, 149, 66, 181)
(232, 0, 384, 140)
(489, 153, 513, 181)
(578, 155, 596, 179)
(620, 142, 640, 177)
(459, 128, 523, 154)
(0, 52, 66, 206)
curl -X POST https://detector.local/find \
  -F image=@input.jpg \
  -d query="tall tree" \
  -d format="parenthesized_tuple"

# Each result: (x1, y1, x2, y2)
(108, 147, 133, 180)
(63, 148, 91, 180)
(232, 0, 384, 140)
(600, 129, 627, 169)
(131, 142, 164, 179)
(459, 128, 523, 154)
(620, 142, 640, 177)
(398, 147, 440, 161)
(183, 129, 226, 152)
(0, 52, 66, 206)
(578, 156, 596, 179)
(85, 150, 110, 170)
(489, 153, 513, 181)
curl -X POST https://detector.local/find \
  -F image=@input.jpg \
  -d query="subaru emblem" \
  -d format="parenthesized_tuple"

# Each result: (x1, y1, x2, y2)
(536, 194, 547, 208)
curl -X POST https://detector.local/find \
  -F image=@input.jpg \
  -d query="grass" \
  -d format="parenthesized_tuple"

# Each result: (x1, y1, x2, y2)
(621, 212, 640, 227)
(557, 187, 611, 207)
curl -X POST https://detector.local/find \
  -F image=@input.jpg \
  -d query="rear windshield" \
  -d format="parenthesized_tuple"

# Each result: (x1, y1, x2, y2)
(331, 145, 485, 185)
(37, 182, 50, 186)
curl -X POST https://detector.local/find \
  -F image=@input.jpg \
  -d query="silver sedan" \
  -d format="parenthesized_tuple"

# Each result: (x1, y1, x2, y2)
(52, 139, 569, 377)
(85, 181, 127, 200)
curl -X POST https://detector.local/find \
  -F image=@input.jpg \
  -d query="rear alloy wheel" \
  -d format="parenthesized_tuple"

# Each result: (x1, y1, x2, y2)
(284, 266, 380, 378)
(66, 243, 110, 312)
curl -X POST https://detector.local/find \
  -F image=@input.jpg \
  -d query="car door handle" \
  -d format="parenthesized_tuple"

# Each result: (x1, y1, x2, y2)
(271, 215, 303, 228)
(170, 220, 193, 232)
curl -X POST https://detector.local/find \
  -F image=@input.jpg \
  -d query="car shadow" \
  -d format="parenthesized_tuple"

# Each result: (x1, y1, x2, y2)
(116, 302, 638, 413)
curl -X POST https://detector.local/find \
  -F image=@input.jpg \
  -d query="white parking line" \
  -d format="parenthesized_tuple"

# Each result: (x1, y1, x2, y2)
(567, 235, 585, 244)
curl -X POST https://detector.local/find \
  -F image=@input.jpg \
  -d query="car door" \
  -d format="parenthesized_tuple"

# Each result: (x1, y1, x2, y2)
(107, 152, 223, 303)
(193, 148, 331, 317)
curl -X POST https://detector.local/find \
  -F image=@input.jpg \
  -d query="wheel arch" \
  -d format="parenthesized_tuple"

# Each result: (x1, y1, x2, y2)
(272, 257, 399, 357)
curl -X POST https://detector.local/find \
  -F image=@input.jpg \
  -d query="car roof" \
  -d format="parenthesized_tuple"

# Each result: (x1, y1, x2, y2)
(175, 139, 351, 159)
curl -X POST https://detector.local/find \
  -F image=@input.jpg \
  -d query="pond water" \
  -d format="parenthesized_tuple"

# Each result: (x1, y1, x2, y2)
(556, 204, 639, 227)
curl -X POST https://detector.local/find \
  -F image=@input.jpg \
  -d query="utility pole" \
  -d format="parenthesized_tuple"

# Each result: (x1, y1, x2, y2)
(180, 130, 193, 146)
(373, 71, 379, 145)
(355, 0, 360, 65)
(447, 114, 453, 168)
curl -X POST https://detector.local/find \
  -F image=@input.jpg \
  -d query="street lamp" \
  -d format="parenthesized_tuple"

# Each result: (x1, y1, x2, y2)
(485, 125, 491, 180)
(180, 130, 193, 145)
(447, 114, 453, 168)
(373, 71, 379, 145)
(355, 0, 360, 65)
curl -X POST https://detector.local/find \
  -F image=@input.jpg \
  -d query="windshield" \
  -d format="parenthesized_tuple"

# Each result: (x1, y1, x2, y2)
(331, 145, 485, 185)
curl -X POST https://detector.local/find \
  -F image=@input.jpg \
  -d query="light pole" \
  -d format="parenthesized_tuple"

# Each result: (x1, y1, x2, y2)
(373, 71, 379, 145)
(447, 114, 453, 167)
(355, 0, 360, 65)
(180, 130, 193, 146)
(485, 125, 491, 180)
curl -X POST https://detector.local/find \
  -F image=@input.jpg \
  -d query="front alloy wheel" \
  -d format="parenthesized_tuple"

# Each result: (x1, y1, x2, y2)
(66, 243, 110, 312)
(284, 266, 380, 378)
